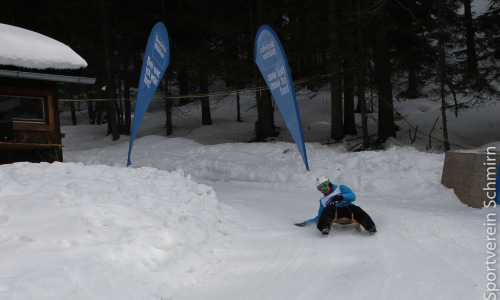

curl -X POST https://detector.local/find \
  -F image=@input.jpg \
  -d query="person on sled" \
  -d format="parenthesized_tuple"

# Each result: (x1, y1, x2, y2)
(295, 176, 377, 236)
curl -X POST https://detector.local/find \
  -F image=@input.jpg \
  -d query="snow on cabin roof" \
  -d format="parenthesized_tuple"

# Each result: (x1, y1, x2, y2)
(0, 23, 87, 70)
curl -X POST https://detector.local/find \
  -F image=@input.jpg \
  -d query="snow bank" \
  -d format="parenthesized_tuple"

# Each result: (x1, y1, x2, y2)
(0, 162, 227, 299)
(65, 135, 446, 194)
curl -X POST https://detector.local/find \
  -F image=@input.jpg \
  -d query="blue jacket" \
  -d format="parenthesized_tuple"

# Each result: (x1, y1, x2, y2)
(303, 184, 356, 226)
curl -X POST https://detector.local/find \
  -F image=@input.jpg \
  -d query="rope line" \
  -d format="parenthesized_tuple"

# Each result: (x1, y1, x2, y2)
(59, 72, 333, 102)
(59, 70, 478, 150)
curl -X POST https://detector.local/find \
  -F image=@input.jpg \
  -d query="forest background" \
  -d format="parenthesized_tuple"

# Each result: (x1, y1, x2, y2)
(1, 0, 499, 150)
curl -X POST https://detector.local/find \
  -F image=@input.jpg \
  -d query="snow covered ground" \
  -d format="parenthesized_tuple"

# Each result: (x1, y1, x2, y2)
(0, 89, 498, 300)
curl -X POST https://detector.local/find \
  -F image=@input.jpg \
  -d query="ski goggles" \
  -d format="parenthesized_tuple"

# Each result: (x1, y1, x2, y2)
(317, 181, 331, 192)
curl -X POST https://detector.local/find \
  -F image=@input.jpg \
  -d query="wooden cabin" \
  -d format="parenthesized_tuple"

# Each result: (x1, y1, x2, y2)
(0, 23, 95, 164)
(0, 71, 94, 164)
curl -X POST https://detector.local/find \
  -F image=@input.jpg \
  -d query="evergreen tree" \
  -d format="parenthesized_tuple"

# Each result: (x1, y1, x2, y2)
(3, 0, 496, 149)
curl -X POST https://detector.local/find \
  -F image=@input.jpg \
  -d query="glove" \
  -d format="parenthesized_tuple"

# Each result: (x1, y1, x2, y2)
(332, 195, 344, 202)
(295, 222, 306, 227)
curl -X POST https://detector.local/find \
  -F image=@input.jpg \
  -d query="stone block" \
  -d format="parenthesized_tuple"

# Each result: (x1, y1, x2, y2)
(441, 149, 498, 208)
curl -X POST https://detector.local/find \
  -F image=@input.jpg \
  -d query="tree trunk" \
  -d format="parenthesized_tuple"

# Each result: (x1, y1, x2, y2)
(87, 101, 95, 124)
(70, 102, 77, 125)
(357, 0, 370, 149)
(124, 85, 131, 135)
(463, 0, 478, 78)
(406, 62, 420, 99)
(106, 102, 119, 140)
(164, 80, 173, 136)
(178, 70, 191, 106)
(121, 52, 131, 135)
(255, 89, 275, 141)
(438, 0, 450, 151)
(96, 102, 104, 125)
(166, 99, 173, 135)
(330, 0, 344, 141)
(343, 59, 357, 136)
(236, 91, 242, 122)
(200, 72, 212, 126)
(339, 0, 356, 136)
(116, 100, 123, 133)
(100, 0, 119, 141)
(330, 66, 343, 141)
(375, 23, 396, 142)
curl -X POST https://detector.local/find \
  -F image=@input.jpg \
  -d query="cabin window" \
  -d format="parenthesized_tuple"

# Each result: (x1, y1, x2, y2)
(0, 95, 47, 124)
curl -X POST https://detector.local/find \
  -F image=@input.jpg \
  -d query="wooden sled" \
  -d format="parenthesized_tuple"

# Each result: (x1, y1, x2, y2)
(331, 211, 361, 231)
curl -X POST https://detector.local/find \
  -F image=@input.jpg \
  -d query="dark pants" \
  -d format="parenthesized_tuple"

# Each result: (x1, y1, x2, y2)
(317, 204, 375, 232)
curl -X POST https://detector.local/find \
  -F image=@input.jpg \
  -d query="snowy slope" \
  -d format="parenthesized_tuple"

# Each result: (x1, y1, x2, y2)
(0, 134, 493, 299)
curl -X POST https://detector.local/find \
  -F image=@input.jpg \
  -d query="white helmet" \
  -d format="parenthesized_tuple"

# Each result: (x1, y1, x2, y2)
(316, 176, 331, 189)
